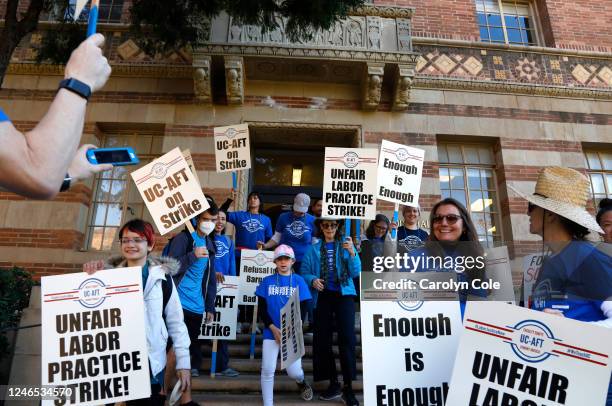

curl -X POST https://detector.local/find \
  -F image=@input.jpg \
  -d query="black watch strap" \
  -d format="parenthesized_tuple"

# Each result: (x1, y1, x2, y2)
(60, 173, 72, 192)
(58, 78, 91, 101)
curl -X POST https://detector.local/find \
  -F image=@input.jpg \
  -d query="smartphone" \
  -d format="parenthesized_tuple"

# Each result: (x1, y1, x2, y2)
(86, 147, 140, 166)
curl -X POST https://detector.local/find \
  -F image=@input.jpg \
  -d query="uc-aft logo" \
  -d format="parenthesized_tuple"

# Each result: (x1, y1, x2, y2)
(242, 218, 264, 233)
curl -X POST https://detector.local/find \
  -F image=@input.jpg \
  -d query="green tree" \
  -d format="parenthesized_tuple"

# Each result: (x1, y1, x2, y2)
(0, 0, 365, 87)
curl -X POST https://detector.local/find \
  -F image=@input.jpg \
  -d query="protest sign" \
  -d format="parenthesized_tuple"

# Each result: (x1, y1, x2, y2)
(523, 253, 544, 307)
(377, 140, 425, 206)
(182, 149, 201, 187)
(238, 249, 276, 305)
(131, 147, 208, 235)
(280, 287, 305, 370)
(41, 268, 150, 405)
(322, 147, 378, 219)
(360, 272, 462, 406)
(447, 302, 612, 406)
(199, 276, 239, 340)
(484, 245, 516, 304)
(214, 124, 251, 172)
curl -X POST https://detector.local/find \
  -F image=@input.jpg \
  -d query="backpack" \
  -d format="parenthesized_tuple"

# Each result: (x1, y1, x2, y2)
(161, 229, 194, 257)
(161, 273, 173, 314)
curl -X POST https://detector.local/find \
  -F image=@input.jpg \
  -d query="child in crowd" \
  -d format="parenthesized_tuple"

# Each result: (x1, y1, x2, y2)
(256, 245, 314, 405)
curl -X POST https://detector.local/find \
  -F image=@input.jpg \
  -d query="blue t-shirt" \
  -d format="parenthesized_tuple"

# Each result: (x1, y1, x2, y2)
(397, 227, 429, 252)
(255, 272, 312, 340)
(227, 211, 273, 252)
(0, 108, 9, 122)
(324, 242, 339, 292)
(531, 242, 612, 322)
(276, 212, 315, 261)
(214, 234, 236, 276)
(177, 232, 209, 314)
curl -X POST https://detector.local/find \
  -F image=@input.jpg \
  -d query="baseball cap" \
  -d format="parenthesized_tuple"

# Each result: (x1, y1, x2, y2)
(293, 193, 311, 213)
(274, 244, 295, 261)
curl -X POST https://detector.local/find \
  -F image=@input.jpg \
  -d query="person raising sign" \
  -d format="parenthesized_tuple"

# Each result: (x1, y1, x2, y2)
(256, 245, 313, 405)
(83, 219, 191, 406)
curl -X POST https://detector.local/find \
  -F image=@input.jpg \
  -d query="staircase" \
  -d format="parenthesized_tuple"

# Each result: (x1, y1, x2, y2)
(189, 319, 364, 405)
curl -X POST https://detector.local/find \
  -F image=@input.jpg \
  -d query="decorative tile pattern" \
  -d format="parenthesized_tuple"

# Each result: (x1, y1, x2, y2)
(572, 64, 592, 84)
(598, 66, 612, 86)
(494, 70, 507, 80)
(493, 56, 503, 65)
(433, 54, 457, 74)
(463, 56, 483, 75)
(515, 57, 540, 81)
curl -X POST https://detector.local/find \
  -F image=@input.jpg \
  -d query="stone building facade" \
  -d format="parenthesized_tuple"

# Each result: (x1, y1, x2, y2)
(0, 0, 610, 286)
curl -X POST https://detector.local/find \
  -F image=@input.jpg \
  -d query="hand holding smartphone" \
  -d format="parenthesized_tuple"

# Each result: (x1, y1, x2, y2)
(86, 147, 140, 166)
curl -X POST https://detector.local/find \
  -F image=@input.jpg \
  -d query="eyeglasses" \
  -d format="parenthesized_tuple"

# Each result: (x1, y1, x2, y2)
(374, 225, 388, 232)
(432, 214, 462, 225)
(321, 223, 338, 229)
(120, 237, 147, 244)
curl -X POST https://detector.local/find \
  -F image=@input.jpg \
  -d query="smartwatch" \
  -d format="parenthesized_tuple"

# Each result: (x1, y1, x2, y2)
(58, 78, 91, 101)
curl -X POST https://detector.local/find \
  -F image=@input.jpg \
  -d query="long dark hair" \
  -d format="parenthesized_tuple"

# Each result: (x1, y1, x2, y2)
(427, 198, 484, 281)
(365, 214, 390, 240)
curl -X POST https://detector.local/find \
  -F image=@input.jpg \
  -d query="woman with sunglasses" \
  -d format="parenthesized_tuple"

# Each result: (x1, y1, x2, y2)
(410, 198, 487, 317)
(300, 218, 361, 406)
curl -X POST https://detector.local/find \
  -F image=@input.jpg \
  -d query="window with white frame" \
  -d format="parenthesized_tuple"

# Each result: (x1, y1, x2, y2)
(438, 143, 502, 246)
(584, 149, 612, 208)
(87, 133, 164, 251)
(476, 0, 538, 46)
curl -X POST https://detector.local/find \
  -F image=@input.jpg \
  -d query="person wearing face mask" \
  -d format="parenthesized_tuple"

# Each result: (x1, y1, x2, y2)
(211, 210, 240, 377)
(165, 195, 218, 383)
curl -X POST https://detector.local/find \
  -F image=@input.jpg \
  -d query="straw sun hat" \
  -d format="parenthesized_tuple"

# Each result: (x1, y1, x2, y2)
(509, 166, 603, 234)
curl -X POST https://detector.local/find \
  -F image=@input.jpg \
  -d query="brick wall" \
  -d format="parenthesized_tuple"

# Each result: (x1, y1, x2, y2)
(373, 0, 480, 41)
(539, 0, 612, 52)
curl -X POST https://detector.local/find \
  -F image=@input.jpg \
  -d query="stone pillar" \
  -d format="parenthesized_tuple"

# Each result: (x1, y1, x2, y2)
(193, 55, 212, 103)
(392, 64, 414, 111)
(362, 62, 385, 111)
(224, 56, 245, 105)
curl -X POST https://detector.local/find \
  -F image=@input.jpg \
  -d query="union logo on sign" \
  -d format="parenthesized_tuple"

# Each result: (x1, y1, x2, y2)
(510, 319, 555, 363)
(254, 252, 269, 266)
(78, 278, 107, 309)
(395, 148, 409, 161)
(398, 301, 424, 312)
(152, 162, 168, 179)
(342, 152, 360, 168)
(224, 128, 238, 139)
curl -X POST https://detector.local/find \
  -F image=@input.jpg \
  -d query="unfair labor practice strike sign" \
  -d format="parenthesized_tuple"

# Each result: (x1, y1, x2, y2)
(131, 147, 208, 235)
(280, 287, 305, 370)
(41, 268, 150, 405)
(214, 123, 251, 172)
(199, 276, 238, 340)
(360, 272, 462, 406)
(238, 249, 276, 305)
(377, 140, 425, 206)
(322, 147, 378, 219)
(446, 302, 612, 405)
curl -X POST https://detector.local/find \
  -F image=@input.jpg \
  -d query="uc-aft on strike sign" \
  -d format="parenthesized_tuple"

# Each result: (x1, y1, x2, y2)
(446, 302, 612, 406)
(360, 272, 462, 406)
(377, 140, 425, 207)
(322, 147, 378, 219)
(41, 268, 150, 406)
(131, 147, 208, 235)
(199, 276, 239, 340)
(214, 123, 251, 172)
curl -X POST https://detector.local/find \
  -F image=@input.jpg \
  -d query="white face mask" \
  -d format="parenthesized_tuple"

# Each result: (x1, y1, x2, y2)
(199, 220, 215, 235)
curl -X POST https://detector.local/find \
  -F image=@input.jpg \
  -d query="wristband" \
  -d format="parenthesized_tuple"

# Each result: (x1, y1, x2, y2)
(58, 78, 91, 101)
(60, 173, 72, 192)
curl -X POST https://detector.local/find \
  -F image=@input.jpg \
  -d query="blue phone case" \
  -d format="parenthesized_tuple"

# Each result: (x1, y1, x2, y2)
(86, 147, 140, 166)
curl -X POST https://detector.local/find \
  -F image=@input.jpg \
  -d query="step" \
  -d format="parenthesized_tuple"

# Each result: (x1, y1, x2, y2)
(191, 392, 364, 405)
(201, 358, 363, 373)
(191, 374, 363, 392)
(199, 345, 363, 359)
(202, 333, 362, 345)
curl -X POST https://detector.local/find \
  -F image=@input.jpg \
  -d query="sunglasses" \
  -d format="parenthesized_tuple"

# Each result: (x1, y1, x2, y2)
(432, 214, 462, 225)
(321, 222, 339, 229)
